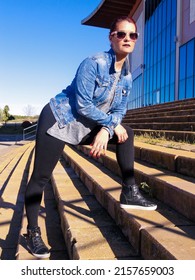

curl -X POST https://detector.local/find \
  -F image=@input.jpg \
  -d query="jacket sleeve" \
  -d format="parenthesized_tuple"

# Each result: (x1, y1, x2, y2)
(74, 58, 122, 137)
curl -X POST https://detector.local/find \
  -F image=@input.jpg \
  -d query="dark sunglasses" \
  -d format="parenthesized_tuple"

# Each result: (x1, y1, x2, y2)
(111, 31, 139, 41)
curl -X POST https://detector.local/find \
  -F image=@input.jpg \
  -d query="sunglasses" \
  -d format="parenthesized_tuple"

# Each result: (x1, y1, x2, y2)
(111, 31, 139, 41)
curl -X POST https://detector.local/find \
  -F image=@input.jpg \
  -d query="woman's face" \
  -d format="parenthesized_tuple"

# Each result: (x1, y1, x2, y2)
(109, 20, 137, 58)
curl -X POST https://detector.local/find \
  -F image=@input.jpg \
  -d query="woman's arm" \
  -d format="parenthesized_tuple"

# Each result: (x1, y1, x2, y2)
(74, 58, 124, 136)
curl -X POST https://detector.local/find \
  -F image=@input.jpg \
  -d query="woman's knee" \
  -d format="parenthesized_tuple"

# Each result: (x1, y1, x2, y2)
(122, 124, 134, 137)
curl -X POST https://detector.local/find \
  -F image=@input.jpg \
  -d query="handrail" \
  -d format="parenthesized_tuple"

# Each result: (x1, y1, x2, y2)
(23, 123, 37, 140)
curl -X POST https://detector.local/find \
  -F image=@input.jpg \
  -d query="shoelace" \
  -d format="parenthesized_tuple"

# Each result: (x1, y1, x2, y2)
(32, 233, 45, 249)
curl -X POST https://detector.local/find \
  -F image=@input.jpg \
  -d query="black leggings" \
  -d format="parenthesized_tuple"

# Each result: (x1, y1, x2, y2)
(25, 104, 135, 229)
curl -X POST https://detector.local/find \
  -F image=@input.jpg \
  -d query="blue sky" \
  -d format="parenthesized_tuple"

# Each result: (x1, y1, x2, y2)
(0, 0, 109, 115)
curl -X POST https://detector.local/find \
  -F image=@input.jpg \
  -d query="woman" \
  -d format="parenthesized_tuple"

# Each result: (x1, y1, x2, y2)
(24, 16, 157, 259)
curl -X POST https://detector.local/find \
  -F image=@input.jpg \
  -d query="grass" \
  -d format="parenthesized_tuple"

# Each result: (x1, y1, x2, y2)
(134, 133, 195, 151)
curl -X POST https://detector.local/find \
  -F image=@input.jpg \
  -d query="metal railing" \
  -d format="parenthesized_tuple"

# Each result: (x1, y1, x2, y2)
(23, 123, 37, 140)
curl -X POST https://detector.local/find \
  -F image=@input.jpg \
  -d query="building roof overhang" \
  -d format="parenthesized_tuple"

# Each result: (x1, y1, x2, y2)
(81, 0, 139, 29)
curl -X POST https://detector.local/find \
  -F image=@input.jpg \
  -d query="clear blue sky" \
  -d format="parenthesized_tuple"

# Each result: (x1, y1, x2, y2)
(0, 0, 110, 116)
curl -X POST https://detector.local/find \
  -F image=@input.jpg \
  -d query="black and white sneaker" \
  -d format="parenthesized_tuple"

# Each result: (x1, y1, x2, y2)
(120, 184, 157, 210)
(26, 226, 50, 259)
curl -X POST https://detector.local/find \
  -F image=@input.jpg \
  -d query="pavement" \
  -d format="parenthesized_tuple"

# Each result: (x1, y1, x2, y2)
(0, 141, 25, 157)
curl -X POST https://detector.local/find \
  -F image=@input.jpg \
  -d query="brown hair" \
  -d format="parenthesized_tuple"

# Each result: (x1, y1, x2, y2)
(109, 16, 137, 34)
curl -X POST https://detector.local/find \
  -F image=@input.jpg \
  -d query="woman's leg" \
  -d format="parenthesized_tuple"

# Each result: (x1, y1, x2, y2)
(25, 103, 65, 229)
(109, 124, 135, 186)
(80, 124, 156, 210)
(79, 124, 135, 186)
(110, 125, 157, 210)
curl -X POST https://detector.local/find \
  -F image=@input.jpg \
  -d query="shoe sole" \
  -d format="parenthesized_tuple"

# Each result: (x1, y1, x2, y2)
(27, 245, 50, 259)
(32, 252, 51, 259)
(120, 204, 157, 210)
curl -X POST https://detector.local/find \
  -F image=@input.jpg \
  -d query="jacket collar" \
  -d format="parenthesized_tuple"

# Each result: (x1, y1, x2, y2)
(108, 48, 130, 76)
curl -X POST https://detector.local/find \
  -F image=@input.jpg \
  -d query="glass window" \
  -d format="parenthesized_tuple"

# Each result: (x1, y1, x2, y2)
(165, 55, 170, 85)
(170, 52, 175, 83)
(153, 64, 157, 89)
(154, 37, 157, 64)
(161, 29, 166, 58)
(186, 40, 194, 77)
(150, 67, 153, 92)
(166, 0, 171, 24)
(194, 76, 195, 98)
(179, 80, 185, 100)
(179, 45, 186, 80)
(171, 0, 177, 20)
(166, 24, 171, 55)
(157, 33, 162, 62)
(170, 83, 175, 101)
(128, 74, 143, 109)
(157, 3, 162, 34)
(171, 20, 176, 52)
(161, 58, 165, 87)
(154, 8, 158, 38)
(186, 78, 193, 98)
(132, 0, 177, 110)
(160, 87, 165, 103)
(165, 85, 170, 102)
(162, 0, 167, 29)
(157, 61, 161, 88)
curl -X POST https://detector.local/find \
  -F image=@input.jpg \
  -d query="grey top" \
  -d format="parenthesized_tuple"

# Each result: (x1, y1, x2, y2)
(47, 71, 121, 145)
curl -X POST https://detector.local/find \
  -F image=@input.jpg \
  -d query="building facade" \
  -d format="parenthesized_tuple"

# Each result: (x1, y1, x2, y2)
(82, 0, 195, 109)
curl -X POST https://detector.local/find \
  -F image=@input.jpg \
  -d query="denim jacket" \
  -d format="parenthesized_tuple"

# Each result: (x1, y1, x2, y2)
(49, 48, 132, 137)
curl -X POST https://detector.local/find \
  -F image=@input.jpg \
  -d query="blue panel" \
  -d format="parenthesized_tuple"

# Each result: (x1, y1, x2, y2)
(179, 80, 186, 100)
(186, 78, 193, 98)
(179, 45, 186, 80)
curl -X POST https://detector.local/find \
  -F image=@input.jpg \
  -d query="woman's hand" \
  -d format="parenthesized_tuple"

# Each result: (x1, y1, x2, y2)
(90, 128, 109, 158)
(114, 124, 128, 143)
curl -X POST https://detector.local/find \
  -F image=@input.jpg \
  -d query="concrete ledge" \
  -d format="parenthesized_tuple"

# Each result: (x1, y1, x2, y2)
(63, 145, 195, 260)
(51, 160, 138, 260)
(109, 140, 195, 178)
(76, 145, 195, 222)
(0, 143, 34, 259)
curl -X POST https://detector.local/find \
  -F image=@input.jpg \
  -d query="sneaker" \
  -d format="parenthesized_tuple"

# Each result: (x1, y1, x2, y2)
(26, 226, 50, 259)
(120, 184, 157, 210)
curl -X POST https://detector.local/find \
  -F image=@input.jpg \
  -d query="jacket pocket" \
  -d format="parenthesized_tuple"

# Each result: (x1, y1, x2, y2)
(93, 75, 110, 101)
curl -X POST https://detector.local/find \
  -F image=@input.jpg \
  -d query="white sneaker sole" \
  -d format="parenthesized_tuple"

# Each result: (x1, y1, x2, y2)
(27, 245, 50, 259)
(120, 204, 157, 210)
(32, 252, 51, 259)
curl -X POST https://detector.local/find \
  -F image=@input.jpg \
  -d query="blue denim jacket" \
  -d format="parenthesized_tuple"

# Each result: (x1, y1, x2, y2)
(49, 48, 132, 137)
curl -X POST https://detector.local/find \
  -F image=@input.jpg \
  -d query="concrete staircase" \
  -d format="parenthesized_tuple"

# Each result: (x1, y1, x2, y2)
(123, 97, 195, 143)
(1, 135, 195, 259)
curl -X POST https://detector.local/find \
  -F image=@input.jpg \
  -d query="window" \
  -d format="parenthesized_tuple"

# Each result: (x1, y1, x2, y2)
(128, 0, 177, 109)
(143, 0, 176, 106)
(179, 39, 195, 99)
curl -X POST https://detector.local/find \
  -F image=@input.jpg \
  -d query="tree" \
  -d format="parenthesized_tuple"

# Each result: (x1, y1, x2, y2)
(0, 108, 2, 122)
(2, 105, 10, 123)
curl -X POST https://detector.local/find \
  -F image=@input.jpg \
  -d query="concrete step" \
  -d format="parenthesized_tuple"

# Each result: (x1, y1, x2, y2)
(124, 114, 195, 123)
(0, 143, 34, 259)
(123, 122, 195, 131)
(75, 144, 195, 222)
(126, 98, 195, 116)
(123, 98, 195, 144)
(2, 139, 195, 260)
(51, 158, 140, 260)
(62, 145, 195, 259)
(0, 142, 69, 260)
(125, 108, 195, 119)
(16, 149, 69, 260)
(132, 128, 195, 143)
(134, 141, 195, 179)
